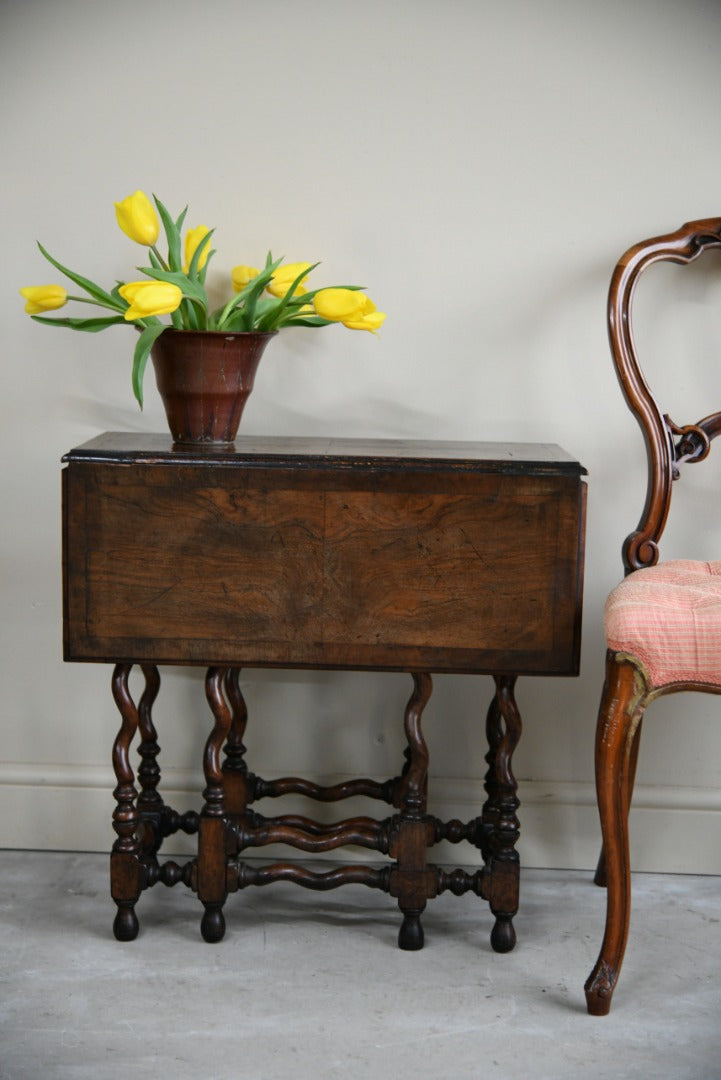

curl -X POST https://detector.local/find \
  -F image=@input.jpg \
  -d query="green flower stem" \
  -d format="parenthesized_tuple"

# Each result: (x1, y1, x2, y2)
(179, 293, 210, 330)
(68, 293, 126, 313)
(150, 245, 169, 272)
(212, 290, 260, 331)
(256, 264, 319, 332)
(214, 289, 259, 331)
(179, 298, 198, 330)
(240, 285, 262, 331)
(213, 292, 247, 330)
(186, 294, 208, 323)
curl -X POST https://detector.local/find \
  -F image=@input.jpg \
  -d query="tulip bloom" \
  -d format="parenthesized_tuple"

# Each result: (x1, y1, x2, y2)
(313, 288, 385, 332)
(20, 284, 68, 314)
(342, 298, 385, 332)
(231, 265, 260, 293)
(267, 262, 311, 298)
(184, 225, 211, 273)
(119, 280, 182, 321)
(115, 191, 160, 247)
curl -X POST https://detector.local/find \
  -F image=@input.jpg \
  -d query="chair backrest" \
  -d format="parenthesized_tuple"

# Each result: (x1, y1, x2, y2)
(608, 218, 721, 574)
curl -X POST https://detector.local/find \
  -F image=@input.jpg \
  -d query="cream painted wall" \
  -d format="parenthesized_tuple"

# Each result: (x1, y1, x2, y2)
(3, 0, 721, 871)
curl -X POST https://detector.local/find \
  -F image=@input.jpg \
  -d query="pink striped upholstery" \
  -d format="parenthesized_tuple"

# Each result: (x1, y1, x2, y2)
(604, 559, 721, 688)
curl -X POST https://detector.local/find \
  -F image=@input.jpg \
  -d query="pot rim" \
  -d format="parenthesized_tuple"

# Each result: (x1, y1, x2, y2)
(156, 327, 279, 339)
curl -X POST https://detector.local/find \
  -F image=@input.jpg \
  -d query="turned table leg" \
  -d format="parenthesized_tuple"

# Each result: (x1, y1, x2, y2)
(136, 664, 163, 856)
(391, 672, 434, 950)
(110, 664, 144, 941)
(480, 686, 504, 861)
(221, 668, 253, 855)
(198, 666, 233, 943)
(485, 674, 522, 954)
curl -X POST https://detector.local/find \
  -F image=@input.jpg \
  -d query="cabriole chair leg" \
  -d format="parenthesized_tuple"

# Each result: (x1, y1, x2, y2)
(585, 654, 648, 1016)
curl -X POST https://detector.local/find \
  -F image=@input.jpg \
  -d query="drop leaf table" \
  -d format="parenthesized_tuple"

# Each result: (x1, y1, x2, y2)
(62, 433, 586, 951)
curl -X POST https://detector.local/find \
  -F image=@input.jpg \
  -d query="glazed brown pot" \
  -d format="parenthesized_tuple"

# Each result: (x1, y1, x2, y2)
(151, 329, 277, 444)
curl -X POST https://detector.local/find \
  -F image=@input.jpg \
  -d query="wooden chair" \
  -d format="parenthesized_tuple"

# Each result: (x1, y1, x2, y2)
(584, 218, 721, 1015)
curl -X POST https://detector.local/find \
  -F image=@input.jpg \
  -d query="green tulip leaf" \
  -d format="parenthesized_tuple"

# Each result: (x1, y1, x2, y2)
(37, 244, 123, 310)
(256, 263, 320, 332)
(131, 322, 167, 408)
(139, 266, 208, 306)
(280, 315, 332, 327)
(153, 195, 183, 272)
(236, 269, 279, 330)
(180, 298, 200, 330)
(210, 256, 284, 330)
(218, 310, 249, 332)
(31, 314, 127, 332)
(187, 230, 215, 281)
(249, 297, 276, 316)
(198, 257, 212, 286)
(174, 206, 188, 234)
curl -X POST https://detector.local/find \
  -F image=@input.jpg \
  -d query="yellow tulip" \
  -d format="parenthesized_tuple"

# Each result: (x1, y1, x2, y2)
(342, 298, 385, 332)
(267, 262, 312, 298)
(20, 284, 68, 314)
(114, 190, 160, 246)
(184, 225, 211, 273)
(312, 288, 364, 321)
(231, 265, 260, 293)
(313, 288, 385, 332)
(118, 280, 182, 321)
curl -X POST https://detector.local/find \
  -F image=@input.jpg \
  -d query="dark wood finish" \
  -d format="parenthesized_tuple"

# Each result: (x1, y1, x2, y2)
(586, 218, 721, 1015)
(63, 431, 584, 467)
(109, 664, 142, 941)
(63, 435, 585, 675)
(63, 433, 586, 952)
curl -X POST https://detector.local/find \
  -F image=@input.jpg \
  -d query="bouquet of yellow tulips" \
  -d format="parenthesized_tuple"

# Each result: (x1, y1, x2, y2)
(20, 190, 385, 407)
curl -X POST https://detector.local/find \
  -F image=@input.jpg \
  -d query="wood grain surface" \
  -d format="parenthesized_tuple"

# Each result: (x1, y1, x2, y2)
(64, 436, 586, 673)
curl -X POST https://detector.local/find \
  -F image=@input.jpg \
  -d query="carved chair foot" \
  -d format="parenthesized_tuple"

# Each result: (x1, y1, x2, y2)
(490, 914, 516, 953)
(398, 909, 425, 951)
(201, 902, 226, 943)
(113, 902, 139, 941)
(584, 963, 616, 1016)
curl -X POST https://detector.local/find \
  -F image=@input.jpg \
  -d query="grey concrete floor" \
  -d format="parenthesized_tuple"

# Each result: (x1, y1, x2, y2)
(0, 851, 719, 1080)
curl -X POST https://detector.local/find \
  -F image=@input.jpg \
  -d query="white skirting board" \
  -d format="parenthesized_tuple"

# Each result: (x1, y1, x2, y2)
(1, 763, 719, 874)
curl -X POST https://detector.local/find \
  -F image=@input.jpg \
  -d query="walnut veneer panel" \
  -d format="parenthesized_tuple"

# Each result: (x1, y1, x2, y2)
(63, 435, 585, 673)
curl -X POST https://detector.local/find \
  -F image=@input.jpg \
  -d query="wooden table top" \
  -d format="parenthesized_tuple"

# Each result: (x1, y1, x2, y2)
(64, 432, 586, 476)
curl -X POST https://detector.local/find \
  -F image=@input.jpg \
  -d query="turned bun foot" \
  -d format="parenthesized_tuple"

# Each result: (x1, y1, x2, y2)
(113, 902, 139, 941)
(490, 914, 516, 953)
(398, 911, 424, 951)
(201, 903, 226, 943)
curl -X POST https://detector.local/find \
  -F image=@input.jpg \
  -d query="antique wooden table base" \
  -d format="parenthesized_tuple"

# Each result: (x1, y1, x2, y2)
(63, 434, 586, 952)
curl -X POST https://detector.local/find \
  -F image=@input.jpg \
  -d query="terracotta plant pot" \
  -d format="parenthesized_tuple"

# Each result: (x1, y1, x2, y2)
(151, 329, 277, 445)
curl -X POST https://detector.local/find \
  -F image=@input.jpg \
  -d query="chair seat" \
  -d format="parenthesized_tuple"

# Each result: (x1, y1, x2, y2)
(604, 559, 721, 688)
